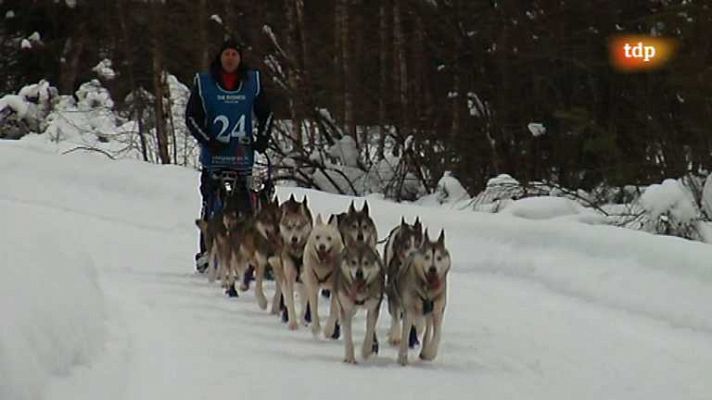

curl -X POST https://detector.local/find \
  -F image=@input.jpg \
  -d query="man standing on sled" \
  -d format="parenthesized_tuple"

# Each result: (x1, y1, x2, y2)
(185, 38, 273, 273)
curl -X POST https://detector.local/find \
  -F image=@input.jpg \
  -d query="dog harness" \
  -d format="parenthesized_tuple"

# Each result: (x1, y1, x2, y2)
(312, 269, 333, 285)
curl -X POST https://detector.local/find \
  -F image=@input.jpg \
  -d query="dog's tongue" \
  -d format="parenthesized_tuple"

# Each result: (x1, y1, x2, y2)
(317, 248, 330, 261)
(427, 273, 440, 290)
(353, 279, 366, 293)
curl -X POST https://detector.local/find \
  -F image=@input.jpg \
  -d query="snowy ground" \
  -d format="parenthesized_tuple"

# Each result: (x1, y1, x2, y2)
(2, 139, 711, 400)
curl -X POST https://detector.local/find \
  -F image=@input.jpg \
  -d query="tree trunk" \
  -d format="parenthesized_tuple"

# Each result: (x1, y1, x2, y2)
(450, 69, 461, 142)
(198, 0, 210, 69)
(150, 2, 171, 165)
(284, 0, 302, 145)
(377, 0, 389, 159)
(117, 0, 148, 161)
(294, 0, 313, 145)
(58, 23, 88, 95)
(392, 0, 408, 134)
(340, 0, 356, 141)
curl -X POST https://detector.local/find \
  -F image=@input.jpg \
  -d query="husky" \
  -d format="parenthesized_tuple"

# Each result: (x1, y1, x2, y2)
(302, 214, 344, 338)
(391, 230, 451, 366)
(195, 215, 223, 282)
(273, 194, 313, 330)
(217, 198, 282, 304)
(334, 242, 385, 364)
(336, 200, 378, 248)
(383, 217, 424, 346)
(194, 195, 244, 288)
(220, 199, 281, 304)
(221, 213, 248, 296)
(241, 197, 282, 310)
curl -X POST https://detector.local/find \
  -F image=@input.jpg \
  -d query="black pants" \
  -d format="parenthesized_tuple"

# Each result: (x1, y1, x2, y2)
(198, 169, 253, 254)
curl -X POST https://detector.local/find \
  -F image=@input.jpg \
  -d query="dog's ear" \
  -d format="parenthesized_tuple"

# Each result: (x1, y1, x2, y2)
(315, 213, 323, 225)
(400, 216, 406, 227)
(362, 200, 369, 216)
(348, 200, 356, 213)
(273, 195, 280, 206)
(328, 214, 338, 227)
(302, 196, 308, 208)
(423, 228, 430, 245)
(437, 229, 445, 245)
(414, 217, 422, 230)
(289, 193, 295, 202)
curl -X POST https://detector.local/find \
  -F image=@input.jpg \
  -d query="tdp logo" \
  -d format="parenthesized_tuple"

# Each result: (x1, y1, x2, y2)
(624, 42, 656, 62)
(609, 35, 677, 72)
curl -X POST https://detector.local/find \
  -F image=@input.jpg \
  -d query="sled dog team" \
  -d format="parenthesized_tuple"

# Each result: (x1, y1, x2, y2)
(196, 194, 451, 365)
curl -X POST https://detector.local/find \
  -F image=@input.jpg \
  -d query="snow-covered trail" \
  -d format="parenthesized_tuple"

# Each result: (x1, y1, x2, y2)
(2, 141, 711, 400)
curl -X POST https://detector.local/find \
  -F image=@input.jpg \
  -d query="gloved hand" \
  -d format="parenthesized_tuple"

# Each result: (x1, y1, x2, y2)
(253, 135, 269, 153)
(207, 138, 228, 154)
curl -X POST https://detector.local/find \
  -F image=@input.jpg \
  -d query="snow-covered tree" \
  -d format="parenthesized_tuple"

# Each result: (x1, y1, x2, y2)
(0, 80, 58, 139)
(631, 179, 703, 240)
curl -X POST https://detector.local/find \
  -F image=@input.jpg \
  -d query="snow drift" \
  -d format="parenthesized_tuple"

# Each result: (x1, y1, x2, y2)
(0, 212, 105, 400)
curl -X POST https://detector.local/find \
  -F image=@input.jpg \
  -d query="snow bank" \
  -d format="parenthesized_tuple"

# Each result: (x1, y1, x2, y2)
(417, 171, 470, 207)
(7, 75, 199, 169)
(501, 195, 584, 220)
(2, 140, 712, 400)
(288, 185, 712, 337)
(0, 214, 105, 400)
(471, 174, 542, 212)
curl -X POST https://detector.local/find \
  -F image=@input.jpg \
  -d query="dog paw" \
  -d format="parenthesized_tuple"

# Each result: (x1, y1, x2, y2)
(343, 356, 357, 364)
(239, 282, 249, 292)
(388, 337, 401, 346)
(225, 286, 239, 298)
(397, 353, 408, 366)
(311, 323, 322, 337)
(361, 345, 373, 360)
(323, 325, 338, 340)
(256, 295, 268, 310)
(420, 347, 437, 361)
(288, 321, 298, 330)
(322, 326, 332, 338)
